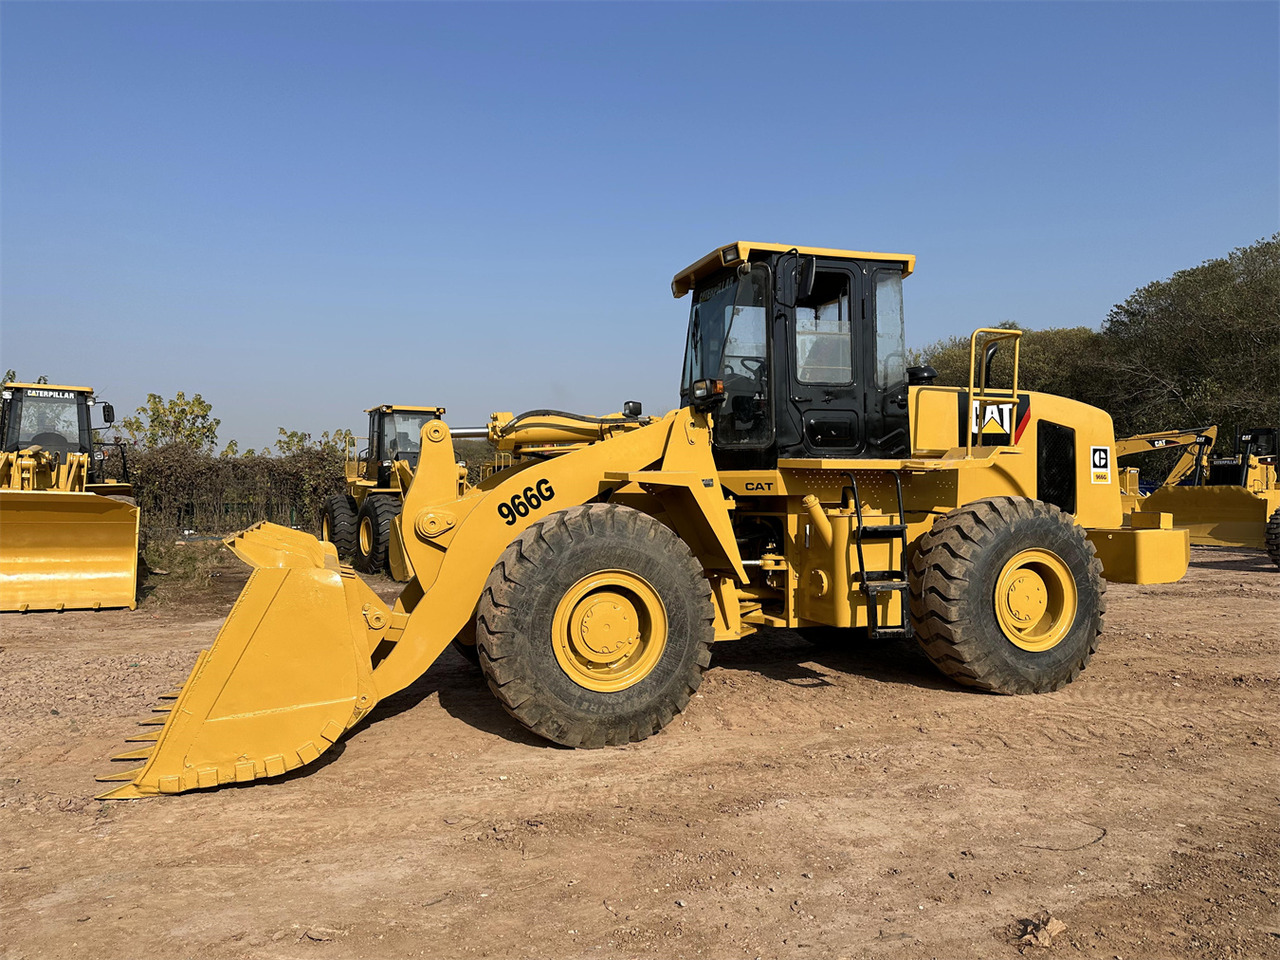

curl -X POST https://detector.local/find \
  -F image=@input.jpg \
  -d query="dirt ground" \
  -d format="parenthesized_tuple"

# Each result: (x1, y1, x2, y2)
(2, 545, 1277, 960)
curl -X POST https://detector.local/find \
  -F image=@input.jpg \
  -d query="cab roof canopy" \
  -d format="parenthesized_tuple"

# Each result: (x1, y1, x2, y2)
(5, 382, 94, 393)
(672, 242, 916, 299)
(364, 404, 445, 415)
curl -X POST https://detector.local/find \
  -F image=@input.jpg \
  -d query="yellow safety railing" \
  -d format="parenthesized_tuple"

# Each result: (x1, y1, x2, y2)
(966, 327, 1023, 458)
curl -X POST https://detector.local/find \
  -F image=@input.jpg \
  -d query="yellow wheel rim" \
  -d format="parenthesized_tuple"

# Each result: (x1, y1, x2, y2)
(994, 548, 1077, 652)
(551, 570, 668, 692)
(321, 515, 331, 541)
(359, 516, 373, 554)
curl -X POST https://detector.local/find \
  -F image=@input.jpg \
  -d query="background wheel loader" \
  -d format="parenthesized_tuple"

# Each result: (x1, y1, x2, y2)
(319, 404, 450, 578)
(98, 242, 1191, 799)
(1134, 425, 1279, 567)
(1, 382, 140, 611)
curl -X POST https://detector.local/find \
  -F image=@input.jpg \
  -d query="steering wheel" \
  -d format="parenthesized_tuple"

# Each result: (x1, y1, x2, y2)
(735, 357, 768, 394)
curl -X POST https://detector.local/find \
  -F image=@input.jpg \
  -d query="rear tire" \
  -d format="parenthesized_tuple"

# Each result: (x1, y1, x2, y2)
(1266, 507, 1280, 569)
(321, 494, 359, 560)
(908, 496, 1105, 694)
(354, 496, 399, 574)
(476, 503, 714, 748)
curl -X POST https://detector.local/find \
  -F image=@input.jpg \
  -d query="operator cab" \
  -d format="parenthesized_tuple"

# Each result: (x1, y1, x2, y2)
(0, 383, 119, 480)
(363, 405, 444, 486)
(674, 243, 916, 468)
(1206, 426, 1277, 486)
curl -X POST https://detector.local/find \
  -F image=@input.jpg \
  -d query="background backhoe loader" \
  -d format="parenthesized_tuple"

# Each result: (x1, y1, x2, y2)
(98, 242, 1191, 799)
(1, 382, 140, 611)
(1116, 425, 1217, 510)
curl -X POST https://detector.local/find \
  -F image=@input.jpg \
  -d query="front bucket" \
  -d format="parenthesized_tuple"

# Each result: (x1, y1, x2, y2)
(0, 490, 140, 612)
(97, 522, 391, 799)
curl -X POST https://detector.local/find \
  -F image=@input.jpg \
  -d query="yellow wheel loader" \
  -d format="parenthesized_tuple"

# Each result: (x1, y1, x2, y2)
(1135, 426, 1279, 566)
(319, 404, 455, 579)
(1, 383, 140, 612)
(98, 242, 1191, 799)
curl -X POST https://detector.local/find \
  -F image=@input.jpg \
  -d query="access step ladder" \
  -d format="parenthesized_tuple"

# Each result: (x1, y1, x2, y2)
(846, 471, 913, 641)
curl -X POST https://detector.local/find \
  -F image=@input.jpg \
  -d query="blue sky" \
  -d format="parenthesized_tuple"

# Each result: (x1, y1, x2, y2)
(2, 1, 1276, 450)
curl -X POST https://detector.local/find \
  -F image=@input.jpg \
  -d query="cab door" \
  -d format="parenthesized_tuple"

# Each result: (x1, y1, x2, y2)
(862, 265, 911, 458)
(779, 259, 866, 458)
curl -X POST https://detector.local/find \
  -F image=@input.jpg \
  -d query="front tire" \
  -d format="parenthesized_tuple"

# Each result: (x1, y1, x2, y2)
(476, 503, 714, 748)
(353, 496, 399, 574)
(321, 494, 359, 560)
(1266, 507, 1280, 569)
(908, 497, 1105, 694)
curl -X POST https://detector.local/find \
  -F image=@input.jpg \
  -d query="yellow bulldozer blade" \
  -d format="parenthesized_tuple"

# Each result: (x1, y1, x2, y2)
(97, 522, 390, 799)
(1141, 484, 1278, 549)
(0, 490, 140, 612)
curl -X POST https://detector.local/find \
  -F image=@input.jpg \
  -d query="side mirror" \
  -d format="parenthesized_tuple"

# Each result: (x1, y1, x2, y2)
(981, 343, 999, 387)
(796, 256, 817, 301)
(101, 402, 115, 424)
(623, 400, 642, 418)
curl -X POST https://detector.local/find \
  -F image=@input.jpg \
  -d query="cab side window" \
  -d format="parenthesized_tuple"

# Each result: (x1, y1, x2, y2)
(795, 273, 853, 385)
(874, 271, 907, 389)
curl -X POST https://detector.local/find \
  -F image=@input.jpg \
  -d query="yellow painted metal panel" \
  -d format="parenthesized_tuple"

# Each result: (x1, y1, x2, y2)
(1141, 485, 1278, 549)
(0, 490, 139, 611)
(1086, 527, 1189, 584)
(3, 382, 93, 393)
(98, 524, 385, 798)
(672, 242, 915, 297)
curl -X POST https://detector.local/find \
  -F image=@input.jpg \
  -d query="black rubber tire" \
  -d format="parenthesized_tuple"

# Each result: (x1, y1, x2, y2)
(476, 503, 714, 748)
(1266, 507, 1280, 569)
(353, 495, 400, 574)
(908, 496, 1106, 694)
(321, 494, 359, 560)
(451, 613, 481, 668)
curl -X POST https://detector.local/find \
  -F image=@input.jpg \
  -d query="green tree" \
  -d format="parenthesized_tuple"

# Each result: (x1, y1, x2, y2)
(912, 235, 1279, 448)
(1100, 233, 1279, 441)
(913, 321, 1104, 402)
(3, 370, 49, 384)
(120, 392, 221, 450)
(274, 427, 354, 457)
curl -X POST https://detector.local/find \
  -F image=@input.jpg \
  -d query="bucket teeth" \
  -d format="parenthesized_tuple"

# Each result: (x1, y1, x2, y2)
(96, 767, 147, 782)
(92, 525, 390, 800)
(112, 747, 153, 761)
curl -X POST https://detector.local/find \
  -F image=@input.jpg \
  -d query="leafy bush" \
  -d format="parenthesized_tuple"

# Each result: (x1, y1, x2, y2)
(128, 439, 502, 535)
(128, 444, 346, 535)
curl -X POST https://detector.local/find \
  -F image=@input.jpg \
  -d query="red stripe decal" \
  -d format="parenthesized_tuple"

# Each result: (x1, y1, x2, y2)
(1014, 405, 1032, 444)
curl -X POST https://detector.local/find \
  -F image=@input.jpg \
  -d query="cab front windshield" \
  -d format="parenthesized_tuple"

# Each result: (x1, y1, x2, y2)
(380, 412, 435, 461)
(681, 264, 772, 446)
(4, 393, 87, 457)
